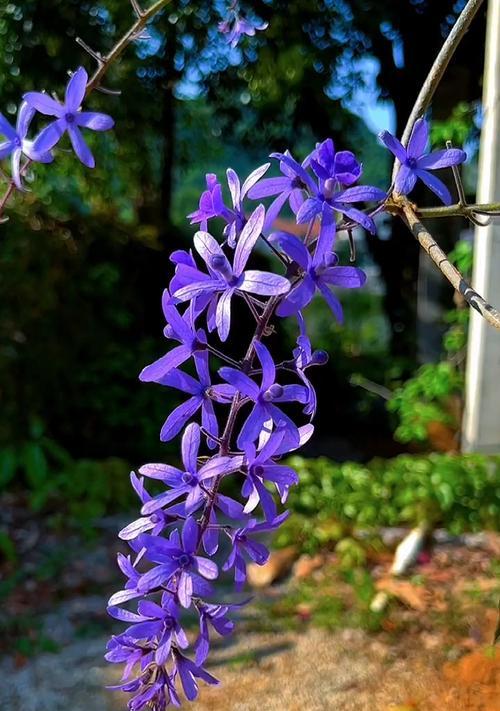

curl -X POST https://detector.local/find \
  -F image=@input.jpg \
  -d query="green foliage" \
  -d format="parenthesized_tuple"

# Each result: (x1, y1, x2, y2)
(387, 362, 462, 443)
(279, 453, 500, 549)
(430, 102, 479, 149)
(0, 423, 132, 530)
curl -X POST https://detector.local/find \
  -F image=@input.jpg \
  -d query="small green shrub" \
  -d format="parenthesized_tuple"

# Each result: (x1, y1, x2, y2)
(277, 453, 500, 552)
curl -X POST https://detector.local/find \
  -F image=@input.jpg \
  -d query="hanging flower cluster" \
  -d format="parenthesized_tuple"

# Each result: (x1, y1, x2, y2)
(218, 1, 268, 48)
(106, 140, 387, 708)
(0, 66, 114, 189)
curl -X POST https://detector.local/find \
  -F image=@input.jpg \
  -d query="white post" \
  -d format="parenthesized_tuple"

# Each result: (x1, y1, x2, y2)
(463, 0, 500, 453)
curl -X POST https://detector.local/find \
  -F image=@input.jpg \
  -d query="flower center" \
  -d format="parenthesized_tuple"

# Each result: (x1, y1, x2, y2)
(177, 553, 191, 567)
(291, 176, 305, 190)
(14, 136, 21, 147)
(65, 112, 76, 124)
(150, 513, 161, 524)
(262, 383, 284, 401)
(406, 157, 417, 169)
(182, 472, 194, 485)
(253, 464, 264, 477)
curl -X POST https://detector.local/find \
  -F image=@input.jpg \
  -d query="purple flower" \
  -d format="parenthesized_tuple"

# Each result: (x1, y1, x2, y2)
(140, 294, 207, 383)
(270, 231, 366, 322)
(187, 173, 229, 230)
(219, 341, 308, 448)
(0, 102, 54, 189)
(379, 118, 466, 205)
(173, 649, 219, 701)
(119, 472, 184, 541)
(222, 511, 289, 589)
(110, 595, 188, 666)
(272, 151, 386, 259)
(139, 423, 242, 516)
(24, 66, 114, 168)
(137, 516, 218, 608)
(291, 313, 328, 417)
(194, 601, 239, 665)
(308, 138, 362, 187)
(154, 351, 234, 443)
(108, 664, 181, 709)
(247, 150, 307, 232)
(172, 205, 290, 341)
(242, 428, 299, 520)
(218, 4, 268, 48)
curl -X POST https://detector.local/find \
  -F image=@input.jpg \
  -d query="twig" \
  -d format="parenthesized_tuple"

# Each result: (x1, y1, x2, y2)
(415, 202, 500, 219)
(398, 196, 500, 331)
(85, 0, 172, 96)
(392, 0, 485, 181)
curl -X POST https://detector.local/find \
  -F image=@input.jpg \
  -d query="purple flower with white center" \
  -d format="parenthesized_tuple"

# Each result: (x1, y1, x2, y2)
(172, 205, 290, 341)
(219, 340, 308, 448)
(218, 3, 268, 47)
(308, 138, 362, 187)
(247, 150, 308, 233)
(272, 151, 386, 258)
(137, 517, 218, 608)
(139, 423, 242, 516)
(222, 511, 289, 589)
(153, 351, 234, 443)
(140, 293, 207, 383)
(242, 428, 299, 520)
(270, 231, 366, 322)
(379, 117, 466, 205)
(0, 102, 54, 189)
(119, 472, 184, 541)
(24, 66, 114, 168)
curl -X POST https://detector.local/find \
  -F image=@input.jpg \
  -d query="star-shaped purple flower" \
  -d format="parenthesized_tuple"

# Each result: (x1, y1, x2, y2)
(308, 138, 362, 187)
(242, 428, 299, 521)
(173, 205, 290, 341)
(218, 4, 268, 47)
(379, 117, 466, 205)
(270, 231, 366, 321)
(219, 340, 308, 448)
(140, 293, 207, 383)
(153, 350, 234, 443)
(139, 423, 242, 516)
(222, 511, 289, 589)
(24, 66, 114, 168)
(272, 151, 386, 258)
(0, 102, 54, 189)
(137, 517, 218, 608)
(119, 472, 183, 541)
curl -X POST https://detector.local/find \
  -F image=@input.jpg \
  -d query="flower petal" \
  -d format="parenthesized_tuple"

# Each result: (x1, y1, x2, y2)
(247, 175, 290, 199)
(238, 270, 290, 296)
(65, 66, 88, 112)
(23, 92, 63, 117)
(407, 117, 428, 159)
(417, 148, 466, 170)
(269, 231, 310, 269)
(378, 130, 406, 162)
(76, 111, 114, 131)
(68, 125, 95, 168)
(139, 344, 192, 382)
(233, 204, 265, 275)
(33, 119, 66, 154)
(160, 396, 202, 442)
(216, 289, 233, 342)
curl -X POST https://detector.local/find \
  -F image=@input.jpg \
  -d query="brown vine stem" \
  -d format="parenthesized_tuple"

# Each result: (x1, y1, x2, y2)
(392, 0, 485, 181)
(397, 196, 500, 331)
(0, 0, 171, 221)
(416, 201, 500, 219)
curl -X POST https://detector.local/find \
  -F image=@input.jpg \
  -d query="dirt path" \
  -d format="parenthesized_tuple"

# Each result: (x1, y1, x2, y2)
(2, 625, 500, 710)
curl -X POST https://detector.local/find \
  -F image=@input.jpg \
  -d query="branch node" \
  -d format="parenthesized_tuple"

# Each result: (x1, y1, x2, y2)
(75, 37, 105, 66)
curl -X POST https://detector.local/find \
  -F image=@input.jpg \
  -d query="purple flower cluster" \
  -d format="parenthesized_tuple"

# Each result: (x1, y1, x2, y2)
(218, 1, 268, 48)
(107, 138, 383, 707)
(0, 66, 114, 189)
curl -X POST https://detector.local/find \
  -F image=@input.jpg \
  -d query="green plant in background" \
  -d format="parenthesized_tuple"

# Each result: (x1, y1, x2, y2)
(0, 418, 132, 532)
(386, 239, 472, 446)
(276, 453, 500, 555)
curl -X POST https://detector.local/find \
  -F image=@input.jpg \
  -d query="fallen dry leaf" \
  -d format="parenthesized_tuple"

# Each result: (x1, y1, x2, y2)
(376, 578, 428, 611)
